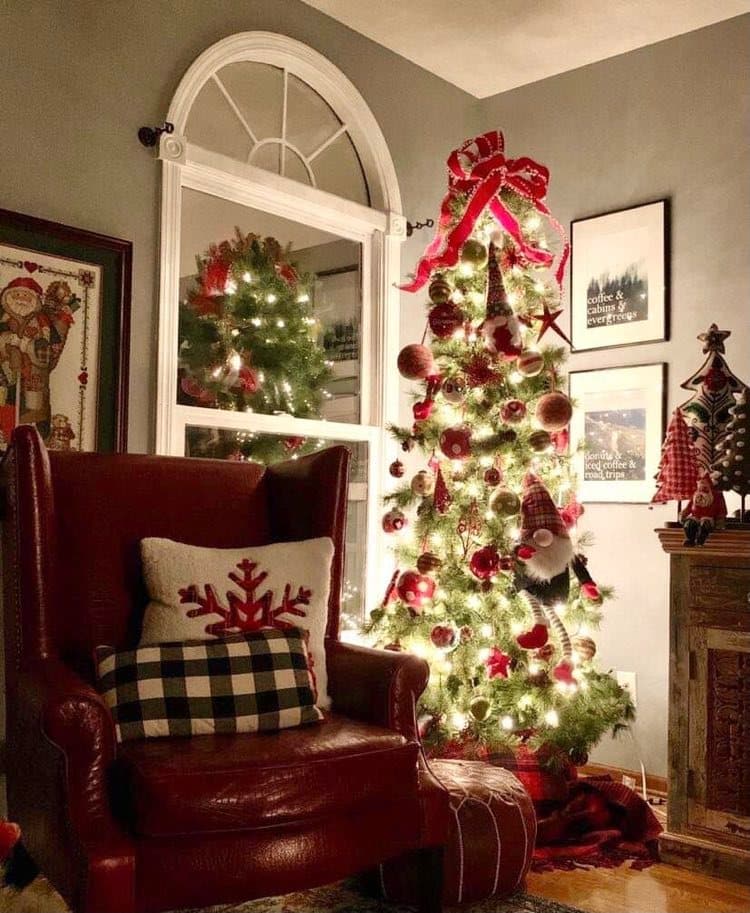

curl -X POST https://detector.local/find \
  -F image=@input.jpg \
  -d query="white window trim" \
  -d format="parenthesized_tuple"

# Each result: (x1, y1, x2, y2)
(155, 32, 406, 618)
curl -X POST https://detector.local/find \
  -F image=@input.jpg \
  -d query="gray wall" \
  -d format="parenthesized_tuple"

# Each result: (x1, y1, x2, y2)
(477, 15, 750, 776)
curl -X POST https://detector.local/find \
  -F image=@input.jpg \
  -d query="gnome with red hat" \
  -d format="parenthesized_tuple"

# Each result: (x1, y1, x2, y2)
(514, 473, 600, 684)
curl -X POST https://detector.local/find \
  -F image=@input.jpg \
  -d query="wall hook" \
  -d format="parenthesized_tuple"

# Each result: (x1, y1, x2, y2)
(406, 218, 434, 237)
(138, 121, 174, 148)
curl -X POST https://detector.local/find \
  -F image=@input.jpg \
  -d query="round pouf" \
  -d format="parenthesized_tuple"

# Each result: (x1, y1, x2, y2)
(381, 759, 536, 906)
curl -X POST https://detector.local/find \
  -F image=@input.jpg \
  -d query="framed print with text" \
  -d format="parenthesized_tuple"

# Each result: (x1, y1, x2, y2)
(569, 363, 666, 503)
(570, 199, 668, 352)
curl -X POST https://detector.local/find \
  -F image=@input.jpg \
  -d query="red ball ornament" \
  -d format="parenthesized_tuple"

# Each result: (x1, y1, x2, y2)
(439, 425, 472, 460)
(397, 344, 436, 380)
(397, 571, 435, 611)
(481, 313, 523, 360)
(428, 302, 464, 339)
(469, 545, 501, 580)
(382, 508, 407, 533)
(389, 459, 405, 478)
(536, 392, 573, 433)
(484, 467, 502, 486)
(501, 400, 526, 424)
(430, 624, 456, 649)
(581, 581, 601, 602)
(413, 399, 435, 421)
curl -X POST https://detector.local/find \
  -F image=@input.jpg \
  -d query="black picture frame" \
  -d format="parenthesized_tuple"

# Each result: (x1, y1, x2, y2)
(0, 207, 131, 452)
(570, 199, 670, 353)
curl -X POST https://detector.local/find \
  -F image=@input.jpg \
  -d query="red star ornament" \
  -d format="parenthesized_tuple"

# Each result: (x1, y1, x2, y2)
(529, 304, 572, 346)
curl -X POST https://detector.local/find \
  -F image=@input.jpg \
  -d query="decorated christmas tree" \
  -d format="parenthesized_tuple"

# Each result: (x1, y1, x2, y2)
(679, 324, 747, 473)
(367, 131, 633, 765)
(178, 230, 332, 464)
(651, 408, 700, 513)
(713, 388, 750, 515)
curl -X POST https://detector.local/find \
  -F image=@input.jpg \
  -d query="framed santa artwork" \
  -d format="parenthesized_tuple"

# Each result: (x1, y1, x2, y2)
(0, 208, 131, 453)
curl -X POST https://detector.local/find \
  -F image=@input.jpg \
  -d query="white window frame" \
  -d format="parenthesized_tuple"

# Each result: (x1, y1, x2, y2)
(155, 32, 406, 616)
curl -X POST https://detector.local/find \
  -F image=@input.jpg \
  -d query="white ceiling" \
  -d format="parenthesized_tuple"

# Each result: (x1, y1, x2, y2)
(302, 0, 750, 98)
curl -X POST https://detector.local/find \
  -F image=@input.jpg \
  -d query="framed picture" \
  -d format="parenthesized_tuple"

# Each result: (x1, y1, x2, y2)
(569, 363, 666, 503)
(0, 208, 131, 453)
(570, 199, 668, 352)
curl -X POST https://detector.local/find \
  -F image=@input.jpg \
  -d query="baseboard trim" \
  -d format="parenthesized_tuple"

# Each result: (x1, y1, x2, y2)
(580, 761, 667, 796)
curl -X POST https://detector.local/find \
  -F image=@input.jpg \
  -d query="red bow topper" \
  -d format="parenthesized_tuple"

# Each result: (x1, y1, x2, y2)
(400, 131, 569, 293)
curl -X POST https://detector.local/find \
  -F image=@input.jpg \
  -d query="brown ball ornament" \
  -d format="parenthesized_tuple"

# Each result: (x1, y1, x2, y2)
(501, 399, 526, 424)
(411, 470, 435, 497)
(428, 275, 452, 304)
(536, 391, 573, 432)
(484, 466, 502, 486)
(489, 487, 521, 516)
(571, 635, 597, 662)
(460, 239, 488, 267)
(528, 430, 552, 452)
(417, 551, 442, 574)
(397, 343, 436, 380)
(442, 377, 466, 404)
(428, 302, 464, 339)
(516, 350, 544, 377)
(389, 459, 405, 478)
(469, 696, 491, 722)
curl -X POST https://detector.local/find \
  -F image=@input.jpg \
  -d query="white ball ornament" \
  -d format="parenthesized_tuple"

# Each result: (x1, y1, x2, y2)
(442, 377, 466, 404)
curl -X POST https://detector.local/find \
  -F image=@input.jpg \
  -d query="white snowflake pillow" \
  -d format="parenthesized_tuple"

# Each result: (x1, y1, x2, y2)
(139, 536, 335, 707)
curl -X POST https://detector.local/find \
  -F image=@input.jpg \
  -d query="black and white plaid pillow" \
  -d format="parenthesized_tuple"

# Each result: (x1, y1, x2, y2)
(95, 628, 323, 743)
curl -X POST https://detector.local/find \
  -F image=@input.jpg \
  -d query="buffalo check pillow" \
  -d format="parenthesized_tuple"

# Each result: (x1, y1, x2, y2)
(139, 536, 334, 707)
(95, 628, 323, 743)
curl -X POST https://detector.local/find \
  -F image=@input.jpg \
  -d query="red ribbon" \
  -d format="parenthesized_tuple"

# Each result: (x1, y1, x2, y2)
(400, 131, 569, 293)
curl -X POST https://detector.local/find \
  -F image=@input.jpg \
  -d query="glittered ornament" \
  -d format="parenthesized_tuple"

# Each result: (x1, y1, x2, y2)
(572, 635, 597, 662)
(484, 467, 502, 486)
(389, 459, 405, 478)
(469, 696, 491, 722)
(397, 343, 436, 380)
(516, 350, 544, 377)
(413, 399, 435, 422)
(534, 643, 556, 663)
(536, 391, 573, 433)
(428, 302, 464, 339)
(430, 624, 456, 649)
(434, 466, 452, 513)
(382, 508, 407, 533)
(469, 545, 501, 580)
(460, 239, 488, 267)
(396, 570, 435, 611)
(428, 275, 452, 304)
(459, 625, 474, 643)
(442, 377, 466, 405)
(501, 399, 526, 424)
(489, 487, 521, 516)
(485, 647, 512, 679)
(440, 425, 472, 460)
(528, 430, 552, 452)
(417, 551, 442, 574)
(411, 470, 435, 497)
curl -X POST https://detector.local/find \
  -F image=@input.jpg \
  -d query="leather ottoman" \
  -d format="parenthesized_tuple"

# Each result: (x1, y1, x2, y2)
(380, 759, 537, 906)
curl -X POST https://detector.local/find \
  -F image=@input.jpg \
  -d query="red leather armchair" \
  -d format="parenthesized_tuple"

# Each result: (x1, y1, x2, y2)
(2, 426, 449, 913)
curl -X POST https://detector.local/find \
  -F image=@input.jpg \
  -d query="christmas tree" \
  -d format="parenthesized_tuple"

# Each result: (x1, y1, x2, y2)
(367, 131, 633, 765)
(713, 388, 750, 515)
(679, 324, 747, 473)
(651, 409, 699, 511)
(178, 230, 333, 464)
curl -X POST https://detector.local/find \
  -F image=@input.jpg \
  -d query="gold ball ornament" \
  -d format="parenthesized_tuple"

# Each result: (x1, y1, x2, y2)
(489, 487, 521, 516)
(417, 551, 443, 575)
(428, 275, 453, 304)
(411, 470, 435, 497)
(469, 696, 491, 722)
(516, 350, 545, 377)
(528, 430, 552, 452)
(460, 239, 488, 268)
(572, 635, 597, 662)
(536, 391, 573, 432)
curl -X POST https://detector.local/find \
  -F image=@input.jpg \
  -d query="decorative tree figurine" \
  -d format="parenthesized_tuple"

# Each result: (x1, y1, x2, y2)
(651, 408, 700, 518)
(679, 324, 747, 473)
(367, 131, 633, 765)
(713, 388, 750, 516)
(178, 230, 332, 464)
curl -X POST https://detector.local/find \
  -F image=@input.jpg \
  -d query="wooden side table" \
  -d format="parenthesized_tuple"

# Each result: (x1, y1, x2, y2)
(657, 527, 750, 884)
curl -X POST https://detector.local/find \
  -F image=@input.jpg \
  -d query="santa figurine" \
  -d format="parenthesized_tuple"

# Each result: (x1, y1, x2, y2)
(513, 473, 600, 684)
(680, 471, 727, 546)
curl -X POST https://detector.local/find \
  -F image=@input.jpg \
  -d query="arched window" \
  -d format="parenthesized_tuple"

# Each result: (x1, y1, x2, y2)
(156, 33, 405, 624)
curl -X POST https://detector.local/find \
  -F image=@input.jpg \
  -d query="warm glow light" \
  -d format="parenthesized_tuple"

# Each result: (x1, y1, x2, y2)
(225, 280, 237, 294)
(478, 647, 491, 661)
(297, 293, 310, 303)
(511, 621, 524, 635)
(501, 715, 514, 731)
(451, 711, 468, 730)
(528, 662, 541, 675)
(480, 623, 493, 638)
(411, 643, 428, 659)
(458, 263, 474, 277)
(468, 595, 482, 611)
(266, 293, 277, 304)
(509, 371, 523, 385)
(276, 319, 285, 328)
(242, 271, 252, 283)
(544, 709, 560, 727)
(229, 352, 242, 371)
(251, 317, 262, 327)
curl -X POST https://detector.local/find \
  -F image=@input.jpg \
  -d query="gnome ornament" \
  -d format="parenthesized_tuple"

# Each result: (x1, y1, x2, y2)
(513, 473, 600, 684)
(680, 471, 727, 546)
(479, 243, 523, 360)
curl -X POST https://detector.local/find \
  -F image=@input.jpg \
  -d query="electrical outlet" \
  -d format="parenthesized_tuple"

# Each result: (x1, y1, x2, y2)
(616, 670, 637, 707)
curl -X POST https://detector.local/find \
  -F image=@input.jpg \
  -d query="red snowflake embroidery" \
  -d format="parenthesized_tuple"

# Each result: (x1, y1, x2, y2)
(178, 559, 312, 637)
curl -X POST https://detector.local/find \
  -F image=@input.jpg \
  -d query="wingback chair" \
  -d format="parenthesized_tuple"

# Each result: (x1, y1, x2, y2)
(2, 426, 449, 913)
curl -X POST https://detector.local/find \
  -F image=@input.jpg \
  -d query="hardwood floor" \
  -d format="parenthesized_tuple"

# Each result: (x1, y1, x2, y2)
(527, 862, 750, 913)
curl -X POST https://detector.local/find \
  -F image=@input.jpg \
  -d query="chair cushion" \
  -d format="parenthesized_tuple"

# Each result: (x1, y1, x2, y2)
(115, 714, 419, 837)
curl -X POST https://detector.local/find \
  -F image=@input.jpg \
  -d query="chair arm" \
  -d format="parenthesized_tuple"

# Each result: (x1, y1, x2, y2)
(326, 640, 429, 740)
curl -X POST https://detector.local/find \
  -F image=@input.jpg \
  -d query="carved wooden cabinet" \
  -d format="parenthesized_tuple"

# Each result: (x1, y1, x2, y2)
(657, 528, 750, 884)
